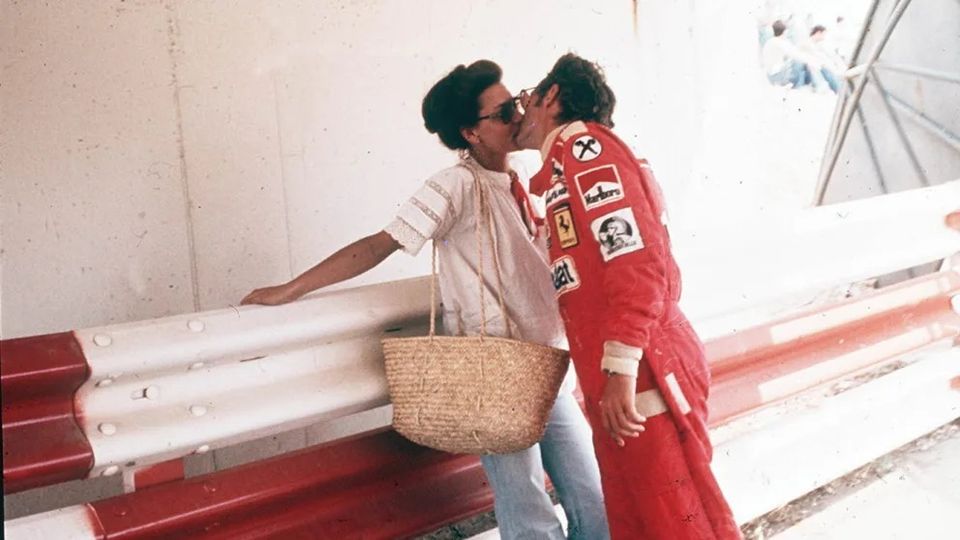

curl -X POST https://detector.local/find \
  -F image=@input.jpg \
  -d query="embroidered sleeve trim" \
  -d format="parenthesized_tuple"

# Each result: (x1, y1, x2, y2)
(427, 180, 455, 210)
(411, 197, 442, 226)
(384, 217, 428, 255)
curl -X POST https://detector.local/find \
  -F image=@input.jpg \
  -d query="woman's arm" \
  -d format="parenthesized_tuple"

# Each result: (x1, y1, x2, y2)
(240, 230, 401, 305)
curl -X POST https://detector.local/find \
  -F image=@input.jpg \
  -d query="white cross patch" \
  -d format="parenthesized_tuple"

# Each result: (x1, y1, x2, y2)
(571, 135, 602, 162)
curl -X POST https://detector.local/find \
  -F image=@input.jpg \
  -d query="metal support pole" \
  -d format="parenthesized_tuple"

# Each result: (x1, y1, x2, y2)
(814, 0, 914, 206)
(856, 106, 890, 195)
(884, 91, 960, 153)
(870, 69, 930, 186)
(874, 63, 960, 85)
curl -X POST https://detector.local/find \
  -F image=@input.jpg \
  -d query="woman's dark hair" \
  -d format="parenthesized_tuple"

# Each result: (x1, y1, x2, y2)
(422, 60, 502, 150)
(534, 53, 616, 128)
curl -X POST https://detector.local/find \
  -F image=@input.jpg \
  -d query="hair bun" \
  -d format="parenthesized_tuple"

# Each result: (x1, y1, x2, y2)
(423, 64, 467, 134)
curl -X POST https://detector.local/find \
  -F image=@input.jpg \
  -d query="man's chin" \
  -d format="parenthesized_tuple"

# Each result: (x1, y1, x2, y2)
(513, 131, 534, 151)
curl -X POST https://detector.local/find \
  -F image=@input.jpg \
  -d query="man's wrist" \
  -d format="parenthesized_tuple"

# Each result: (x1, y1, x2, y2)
(601, 356, 640, 377)
(600, 340, 643, 377)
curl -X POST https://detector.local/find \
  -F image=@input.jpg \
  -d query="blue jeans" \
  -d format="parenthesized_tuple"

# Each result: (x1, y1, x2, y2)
(480, 391, 610, 540)
(820, 67, 841, 93)
(768, 61, 809, 88)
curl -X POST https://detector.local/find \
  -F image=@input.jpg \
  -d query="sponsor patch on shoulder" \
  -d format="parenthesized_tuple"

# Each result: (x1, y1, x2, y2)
(591, 208, 644, 262)
(551, 204, 579, 249)
(551, 158, 564, 177)
(543, 181, 570, 207)
(571, 135, 602, 162)
(551, 255, 581, 296)
(574, 164, 624, 211)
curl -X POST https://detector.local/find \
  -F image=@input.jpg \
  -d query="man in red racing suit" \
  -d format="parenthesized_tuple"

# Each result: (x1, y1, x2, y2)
(517, 53, 741, 540)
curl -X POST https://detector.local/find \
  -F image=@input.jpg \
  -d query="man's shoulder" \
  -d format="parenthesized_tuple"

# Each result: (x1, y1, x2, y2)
(557, 121, 628, 167)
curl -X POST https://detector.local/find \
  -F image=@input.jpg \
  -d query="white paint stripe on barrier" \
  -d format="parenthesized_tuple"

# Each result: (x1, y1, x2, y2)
(76, 277, 432, 377)
(677, 179, 960, 336)
(3, 505, 100, 540)
(75, 278, 431, 476)
(766, 274, 956, 345)
(712, 347, 960, 524)
(754, 326, 946, 402)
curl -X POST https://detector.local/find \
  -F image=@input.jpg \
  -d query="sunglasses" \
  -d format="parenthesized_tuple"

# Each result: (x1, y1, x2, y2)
(476, 87, 537, 124)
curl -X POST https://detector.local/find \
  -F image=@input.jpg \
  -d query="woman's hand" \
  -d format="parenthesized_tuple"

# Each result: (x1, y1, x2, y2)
(600, 373, 647, 447)
(241, 283, 301, 306)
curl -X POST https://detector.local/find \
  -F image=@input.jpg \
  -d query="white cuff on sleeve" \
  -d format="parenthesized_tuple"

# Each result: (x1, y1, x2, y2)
(600, 340, 644, 377)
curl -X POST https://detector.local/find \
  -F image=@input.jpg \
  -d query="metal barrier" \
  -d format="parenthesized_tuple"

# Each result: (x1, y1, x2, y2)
(3, 182, 959, 538)
(2, 333, 92, 493)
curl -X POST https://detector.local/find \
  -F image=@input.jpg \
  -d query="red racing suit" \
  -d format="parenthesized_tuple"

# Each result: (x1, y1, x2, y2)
(529, 121, 741, 539)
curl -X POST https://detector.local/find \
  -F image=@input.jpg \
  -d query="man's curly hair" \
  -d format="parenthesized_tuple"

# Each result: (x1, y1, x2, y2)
(535, 53, 616, 128)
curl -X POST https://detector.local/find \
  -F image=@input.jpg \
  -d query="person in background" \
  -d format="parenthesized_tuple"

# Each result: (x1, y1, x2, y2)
(804, 25, 845, 93)
(762, 19, 828, 91)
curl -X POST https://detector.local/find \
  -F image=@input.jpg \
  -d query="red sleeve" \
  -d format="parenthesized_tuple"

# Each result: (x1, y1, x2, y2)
(560, 128, 669, 354)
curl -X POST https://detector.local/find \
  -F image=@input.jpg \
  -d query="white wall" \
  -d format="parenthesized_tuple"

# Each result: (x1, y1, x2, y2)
(3, 0, 853, 520)
(1, 0, 780, 339)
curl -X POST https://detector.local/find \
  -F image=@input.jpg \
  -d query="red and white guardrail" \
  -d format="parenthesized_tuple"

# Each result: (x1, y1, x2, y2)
(3, 181, 959, 538)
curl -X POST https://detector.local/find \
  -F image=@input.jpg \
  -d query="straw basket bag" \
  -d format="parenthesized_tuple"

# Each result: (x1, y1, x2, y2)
(382, 163, 570, 455)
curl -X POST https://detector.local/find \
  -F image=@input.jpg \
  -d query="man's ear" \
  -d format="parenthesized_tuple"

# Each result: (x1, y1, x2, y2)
(543, 83, 560, 106)
(460, 126, 480, 146)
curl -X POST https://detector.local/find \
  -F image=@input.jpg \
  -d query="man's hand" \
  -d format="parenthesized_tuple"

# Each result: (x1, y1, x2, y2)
(600, 373, 646, 447)
(241, 283, 300, 306)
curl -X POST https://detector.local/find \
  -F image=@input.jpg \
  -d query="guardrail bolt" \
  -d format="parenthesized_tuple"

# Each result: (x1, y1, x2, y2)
(190, 405, 208, 417)
(93, 334, 112, 347)
(99, 423, 117, 436)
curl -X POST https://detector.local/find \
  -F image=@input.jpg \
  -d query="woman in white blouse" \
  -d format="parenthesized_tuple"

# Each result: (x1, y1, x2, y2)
(242, 60, 609, 540)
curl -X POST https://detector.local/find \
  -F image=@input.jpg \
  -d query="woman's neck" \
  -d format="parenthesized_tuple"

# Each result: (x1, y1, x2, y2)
(469, 148, 509, 173)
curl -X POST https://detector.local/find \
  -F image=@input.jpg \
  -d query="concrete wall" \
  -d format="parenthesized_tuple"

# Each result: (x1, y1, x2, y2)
(1, 0, 778, 340)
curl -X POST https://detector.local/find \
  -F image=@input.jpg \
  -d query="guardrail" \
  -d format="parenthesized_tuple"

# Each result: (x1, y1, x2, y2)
(6, 270, 959, 538)
(2, 333, 92, 493)
(3, 182, 959, 538)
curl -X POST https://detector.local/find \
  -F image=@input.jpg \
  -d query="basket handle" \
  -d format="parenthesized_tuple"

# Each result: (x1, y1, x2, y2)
(474, 166, 515, 339)
(427, 163, 514, 340)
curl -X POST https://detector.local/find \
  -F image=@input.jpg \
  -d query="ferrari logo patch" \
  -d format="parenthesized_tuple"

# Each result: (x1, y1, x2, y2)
(552, 204, 579, 249)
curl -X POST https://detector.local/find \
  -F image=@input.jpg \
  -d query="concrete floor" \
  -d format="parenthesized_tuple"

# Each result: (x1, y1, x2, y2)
(769, 421, 960, 540)
(455, 420, 960, 540)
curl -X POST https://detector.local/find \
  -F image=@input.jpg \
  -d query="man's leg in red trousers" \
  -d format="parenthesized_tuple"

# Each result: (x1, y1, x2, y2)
(583, 357, 741, 540)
